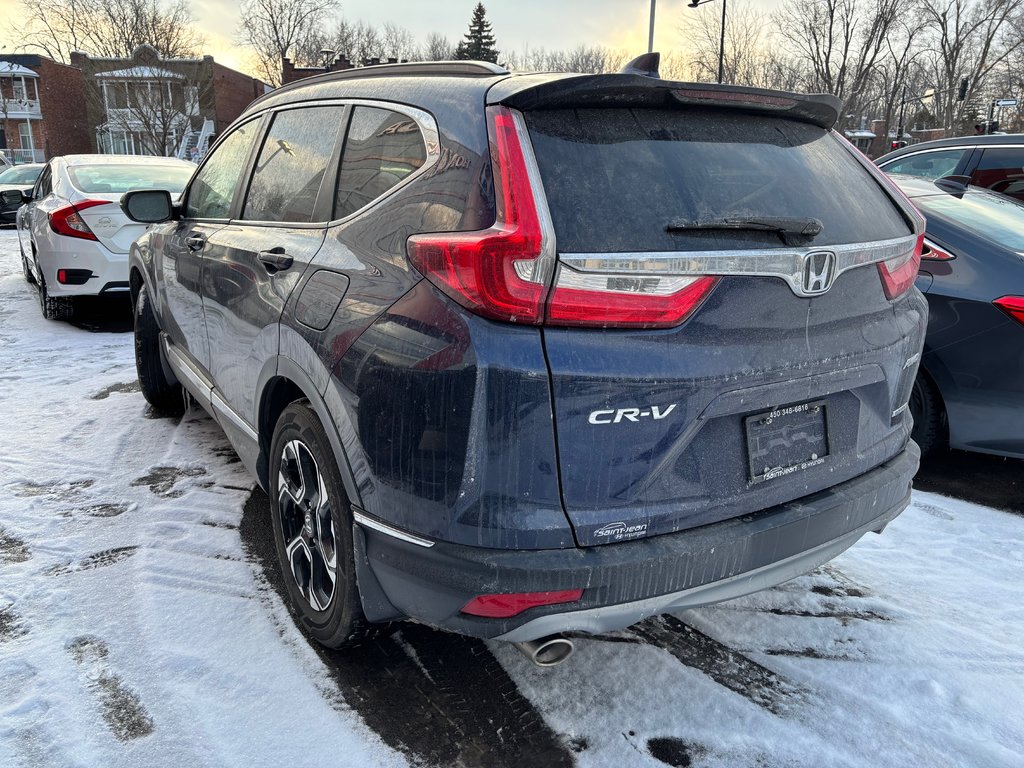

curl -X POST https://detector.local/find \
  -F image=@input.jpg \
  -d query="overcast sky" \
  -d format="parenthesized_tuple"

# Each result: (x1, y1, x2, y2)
(0, 0, 779, 76)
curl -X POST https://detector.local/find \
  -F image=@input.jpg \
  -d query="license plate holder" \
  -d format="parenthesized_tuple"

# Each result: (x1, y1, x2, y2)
(746, 400, 829, 484)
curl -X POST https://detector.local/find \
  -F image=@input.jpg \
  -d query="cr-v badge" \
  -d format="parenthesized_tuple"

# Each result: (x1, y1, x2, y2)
(588, 404, 677, 425)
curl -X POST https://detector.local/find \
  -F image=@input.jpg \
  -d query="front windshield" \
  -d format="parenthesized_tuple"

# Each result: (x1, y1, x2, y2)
(0, 165, 42, 185)
(915, 190, 1024, 252)
(67, 164, 194, 194)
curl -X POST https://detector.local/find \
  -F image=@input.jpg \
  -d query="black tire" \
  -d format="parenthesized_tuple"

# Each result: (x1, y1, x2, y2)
(134, 287, 184, 415)
(38, 276, 74, 321)
(910, 372, 946, 457)
(269, 402, 381, 648)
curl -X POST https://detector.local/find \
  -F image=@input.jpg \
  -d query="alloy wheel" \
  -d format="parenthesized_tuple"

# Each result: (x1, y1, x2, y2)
(277, 439, 338, 612)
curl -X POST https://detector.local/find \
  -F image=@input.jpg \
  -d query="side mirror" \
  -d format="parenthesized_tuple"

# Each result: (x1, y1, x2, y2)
(0, 189, 28, 206)
(121, 189, 174, 224)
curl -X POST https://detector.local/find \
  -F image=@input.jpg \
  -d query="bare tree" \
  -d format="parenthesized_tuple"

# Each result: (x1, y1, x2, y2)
(17, 0, 204, 63)
(421, 33, 455, 61)
(681, 0, 782, 87)
(92, 69, 207, 156)
(331, 19, 385, 64)
(381, 23, 418, 62)
(920, 0, 1024, 130)
(772, 0, 904, 128)
(238, 0, 338, 85)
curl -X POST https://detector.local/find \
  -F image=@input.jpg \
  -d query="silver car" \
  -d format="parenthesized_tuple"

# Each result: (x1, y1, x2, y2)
(16, 154, 194, 319)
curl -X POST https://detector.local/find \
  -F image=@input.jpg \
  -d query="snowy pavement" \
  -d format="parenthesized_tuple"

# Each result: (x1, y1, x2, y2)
(1, 228, 1022, 768)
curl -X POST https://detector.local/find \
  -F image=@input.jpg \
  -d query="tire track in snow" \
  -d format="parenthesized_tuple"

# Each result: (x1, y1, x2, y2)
(240, 488, 575, 768)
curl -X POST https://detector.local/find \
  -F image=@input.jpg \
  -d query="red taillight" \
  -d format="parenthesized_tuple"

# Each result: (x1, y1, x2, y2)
(994, 296, 1024, 326)
(546, 273, 719, 328)
(877, 233, 924, 300)
(407, 106, 718, 329)
(48, 200, 108, 241)
(921, 238, 955, 261)
(406, 106, 549, 324)
(460, 589, 584, 619)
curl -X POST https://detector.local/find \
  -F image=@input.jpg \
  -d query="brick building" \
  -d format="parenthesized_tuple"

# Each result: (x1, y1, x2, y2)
(0, 55, 92, 163)
(71, 45, 268, 160)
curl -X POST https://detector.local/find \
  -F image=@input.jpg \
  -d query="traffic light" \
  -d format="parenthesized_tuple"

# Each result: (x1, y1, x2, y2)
(958, 78, 969, 101)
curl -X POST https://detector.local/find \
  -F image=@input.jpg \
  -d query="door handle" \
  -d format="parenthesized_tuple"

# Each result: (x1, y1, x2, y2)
(185, 233, 205, 251)
(258, 248, 293, 272)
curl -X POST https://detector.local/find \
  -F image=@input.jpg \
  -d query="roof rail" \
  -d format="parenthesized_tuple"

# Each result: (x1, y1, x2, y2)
(252, 60, 510, 107)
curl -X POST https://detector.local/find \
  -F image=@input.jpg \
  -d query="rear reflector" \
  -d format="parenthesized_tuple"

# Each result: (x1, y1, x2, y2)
(877, 233, 924, 300)
(460, 589, 584, 618)
(57, 268, 93, 285)
(48, 199, 108, 241)
(994, 296, 1024, 326)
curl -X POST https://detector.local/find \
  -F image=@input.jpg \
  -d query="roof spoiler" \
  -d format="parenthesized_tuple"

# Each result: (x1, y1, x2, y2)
(487, 70, 841, 129)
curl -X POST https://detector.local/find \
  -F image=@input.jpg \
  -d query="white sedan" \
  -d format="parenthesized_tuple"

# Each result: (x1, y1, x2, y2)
(17, 154, 194, 320)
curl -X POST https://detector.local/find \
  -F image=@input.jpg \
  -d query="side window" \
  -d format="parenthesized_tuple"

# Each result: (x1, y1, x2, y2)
(242, 105, 346, 223)
(185, 120, 261, 220)
(971, 147, 1024, 201)
(334, 106, 427, 220)
(881, 149, 966, 179)
(34, 165, 52, 198)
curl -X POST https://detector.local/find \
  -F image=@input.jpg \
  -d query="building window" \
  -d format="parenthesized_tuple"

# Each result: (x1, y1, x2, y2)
(18, 122, 34, 152)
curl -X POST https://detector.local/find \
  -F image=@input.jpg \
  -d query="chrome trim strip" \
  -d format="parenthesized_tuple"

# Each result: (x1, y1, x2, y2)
(210, 389, 258, 443)
(353, 510, 435, 548)
(559, 235, 918, 298)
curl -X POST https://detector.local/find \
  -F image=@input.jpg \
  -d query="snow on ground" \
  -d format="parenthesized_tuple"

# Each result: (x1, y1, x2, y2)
(0, 228, 1022, 768)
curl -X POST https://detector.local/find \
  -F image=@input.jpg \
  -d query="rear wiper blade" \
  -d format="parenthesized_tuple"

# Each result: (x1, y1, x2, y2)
(666, 216, 823, 245)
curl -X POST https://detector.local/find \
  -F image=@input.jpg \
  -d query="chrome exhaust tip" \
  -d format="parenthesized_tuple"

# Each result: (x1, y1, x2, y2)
(513, 635, 575, 667)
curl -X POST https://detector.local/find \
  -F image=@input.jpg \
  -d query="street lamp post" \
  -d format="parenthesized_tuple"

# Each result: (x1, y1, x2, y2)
(687, 0, 728, 84)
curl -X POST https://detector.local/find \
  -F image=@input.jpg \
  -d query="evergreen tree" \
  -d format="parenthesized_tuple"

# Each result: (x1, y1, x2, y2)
(454, 3, 498, 63)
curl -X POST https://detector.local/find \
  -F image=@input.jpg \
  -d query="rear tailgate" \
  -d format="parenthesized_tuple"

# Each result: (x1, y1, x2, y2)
(518, 101, 925, 546)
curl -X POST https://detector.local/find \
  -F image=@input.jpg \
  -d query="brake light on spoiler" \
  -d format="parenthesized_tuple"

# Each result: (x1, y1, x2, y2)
(407, 106, 718, 329)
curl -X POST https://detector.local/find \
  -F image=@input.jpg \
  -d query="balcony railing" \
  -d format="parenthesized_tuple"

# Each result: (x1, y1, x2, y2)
(5, 149, 45, 163)
(1, 99, 42, 118)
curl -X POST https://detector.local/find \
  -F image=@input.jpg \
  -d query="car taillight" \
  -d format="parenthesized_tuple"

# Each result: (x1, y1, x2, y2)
(921, 238, 955, 261)
(48, 200, 108, 241)
(460, 589, 584, 618)
(408, 106, 719, 329)
(877, 233, 924, 300)
(994, 296, 1024, 326)
(546, 270, 719, 328)
(406, 106, 551, 324)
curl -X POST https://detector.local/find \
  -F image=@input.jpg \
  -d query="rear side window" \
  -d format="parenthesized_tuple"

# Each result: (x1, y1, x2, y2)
(971, 147, 1024, 201)
(334, 106, 426, 219)
(881, 149, 966, 179)
(242, 106, 346, 223)
(915, 191, 1024, 251)
(186, 120, 261, 219)
(67, 164, 193, 194)
(526, 108, 912, 252)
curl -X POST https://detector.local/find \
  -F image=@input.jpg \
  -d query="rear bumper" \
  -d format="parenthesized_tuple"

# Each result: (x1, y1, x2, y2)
(355, 442, 919, 641)
(36, 237, 127, 297)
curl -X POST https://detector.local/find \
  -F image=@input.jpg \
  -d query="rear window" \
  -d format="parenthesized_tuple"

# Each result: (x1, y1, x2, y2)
(67, 164, 193, 194)
(525, 108, 911, 252)
(915, 190, 1024, 252)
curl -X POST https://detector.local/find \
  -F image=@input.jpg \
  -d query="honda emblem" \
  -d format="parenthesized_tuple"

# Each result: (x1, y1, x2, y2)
(801, 251, 836, 295)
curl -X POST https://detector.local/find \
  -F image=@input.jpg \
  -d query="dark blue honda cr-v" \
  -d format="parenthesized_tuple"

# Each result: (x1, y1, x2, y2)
(121, 55, 927, 664)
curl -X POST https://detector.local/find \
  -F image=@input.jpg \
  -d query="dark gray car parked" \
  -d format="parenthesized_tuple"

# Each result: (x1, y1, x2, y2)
(122, 58, 926, 664)
(891, 175, 1024, 459)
